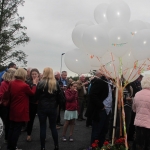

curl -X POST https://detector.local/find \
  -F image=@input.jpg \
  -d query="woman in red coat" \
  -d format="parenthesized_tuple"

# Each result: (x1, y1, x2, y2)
(62, 81, 78, 142)
(0, 68, 16, 143)
(7, 68, 38, 150)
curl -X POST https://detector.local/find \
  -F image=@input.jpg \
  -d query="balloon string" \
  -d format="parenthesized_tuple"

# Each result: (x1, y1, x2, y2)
(127, 60, 138, 81)
(131, 59, 147, 81)
(123, 68, 129, 76)
(102, 65, 113, 79)
(111, 52, 117, 78)
(96, 56, 100, 62)
(127, 68, 134, 82)
(91, 55, 110, 79)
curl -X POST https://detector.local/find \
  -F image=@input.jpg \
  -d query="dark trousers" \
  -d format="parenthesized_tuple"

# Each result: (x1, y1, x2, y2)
(86, 117, 92, 127)
(135, 126, 150, 150)
(107, 99, 115, 141)
(78, 99, 84, 119)
(86, 96, 92, 126)
(128, 111, 136, 140)
(91, 110, 110, 148)
(0, 106, 9, 140)
(7, 121, 23, 150)
(124, 106, 132, 135)
(26, 103, 37, 135)
(38, 108, 58, 149)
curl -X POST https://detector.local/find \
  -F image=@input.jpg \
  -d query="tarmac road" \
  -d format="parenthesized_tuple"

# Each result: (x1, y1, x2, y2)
(0, 110, 91, 150)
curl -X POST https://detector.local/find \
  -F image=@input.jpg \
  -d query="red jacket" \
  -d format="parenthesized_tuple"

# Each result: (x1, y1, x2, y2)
(65, 89, 78, 111)
(0, 81, 9, 103)
(9, 79, 36, 122)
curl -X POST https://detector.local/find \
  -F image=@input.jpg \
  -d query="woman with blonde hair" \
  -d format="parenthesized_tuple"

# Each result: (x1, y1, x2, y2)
(133, 75, 150, 150)
(0, 68, 16, 143)
(35, 67, 60, 150)
(7, 68, 38, 150)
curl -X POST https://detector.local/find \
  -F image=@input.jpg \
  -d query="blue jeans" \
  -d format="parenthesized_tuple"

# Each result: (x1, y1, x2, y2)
(38, 108, 58, 149)
(91, 109, 110, 148)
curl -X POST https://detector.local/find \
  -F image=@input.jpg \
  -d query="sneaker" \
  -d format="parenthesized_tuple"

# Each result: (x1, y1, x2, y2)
(62, 136, 67, 142)
(54, 146, 59, 150)
(69, 136, 74, 142)
(26, 136, 31, 142)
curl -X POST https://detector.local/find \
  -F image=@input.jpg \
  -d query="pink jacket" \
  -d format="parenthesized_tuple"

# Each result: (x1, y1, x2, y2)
(133, 89, 150, 129)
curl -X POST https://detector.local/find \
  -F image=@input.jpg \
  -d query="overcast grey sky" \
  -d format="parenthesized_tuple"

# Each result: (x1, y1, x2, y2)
(18, 0, 150, 76)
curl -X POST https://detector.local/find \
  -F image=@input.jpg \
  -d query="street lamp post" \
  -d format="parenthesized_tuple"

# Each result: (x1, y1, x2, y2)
(60, 53, 65, 73)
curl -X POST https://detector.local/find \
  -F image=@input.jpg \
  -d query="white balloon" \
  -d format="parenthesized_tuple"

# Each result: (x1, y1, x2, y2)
(99, 22, 112, 32)
(75, 20, 94, 27)
(132, 29, 150, 60)
(106, 1, 131, 27)
(64, 49, 91, 75)
(101, 52, 119, 79)
(108, 27, 132, 57)
(94, 3, 109, 24)
(89, 54, 102, 67)
(82, 25, 109, 57)
(72, 24, 89, 49)
(122, 51, 136, 69)
(145, 22, 150, 29)
(127, 20, 147, 36)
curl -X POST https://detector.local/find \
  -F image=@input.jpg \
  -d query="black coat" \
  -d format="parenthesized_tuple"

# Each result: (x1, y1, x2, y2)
(85, 76, 109, 121)
(35, 80, 61, 110)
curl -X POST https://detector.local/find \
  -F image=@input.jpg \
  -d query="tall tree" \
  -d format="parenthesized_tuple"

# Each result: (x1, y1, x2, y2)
(0, 0, 29, 69)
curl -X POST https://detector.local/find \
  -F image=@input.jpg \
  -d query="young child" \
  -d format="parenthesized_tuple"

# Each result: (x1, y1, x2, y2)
(62, 81, 78, 142)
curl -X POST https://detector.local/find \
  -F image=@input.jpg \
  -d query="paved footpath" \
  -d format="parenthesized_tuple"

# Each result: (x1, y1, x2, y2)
(0, 110, 91, 150)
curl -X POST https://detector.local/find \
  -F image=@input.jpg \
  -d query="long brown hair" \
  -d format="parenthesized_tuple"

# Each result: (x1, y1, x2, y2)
(30, 68, 40, 80)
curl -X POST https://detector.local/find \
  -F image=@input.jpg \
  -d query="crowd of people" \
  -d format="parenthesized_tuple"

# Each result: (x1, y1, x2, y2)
(0, 62, 150, 150)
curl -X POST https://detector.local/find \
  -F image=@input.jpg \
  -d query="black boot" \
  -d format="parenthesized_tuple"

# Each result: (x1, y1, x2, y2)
(54, 145, 59, 150)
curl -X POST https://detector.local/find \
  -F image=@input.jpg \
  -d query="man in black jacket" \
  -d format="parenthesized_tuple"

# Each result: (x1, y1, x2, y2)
(54, 71, 65, 127)
(85, 70, 110, 148)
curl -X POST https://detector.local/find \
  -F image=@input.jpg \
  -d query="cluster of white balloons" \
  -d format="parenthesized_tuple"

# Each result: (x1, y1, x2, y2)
(64, 0, 150, 82)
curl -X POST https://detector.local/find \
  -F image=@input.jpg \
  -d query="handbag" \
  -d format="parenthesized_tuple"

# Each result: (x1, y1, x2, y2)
(0, 82, 11, 107)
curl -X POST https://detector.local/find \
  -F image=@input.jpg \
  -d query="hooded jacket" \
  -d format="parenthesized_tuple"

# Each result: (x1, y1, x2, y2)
(65, 89, 78, 111)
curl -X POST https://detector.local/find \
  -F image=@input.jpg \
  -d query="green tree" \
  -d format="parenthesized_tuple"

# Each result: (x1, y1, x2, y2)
(0, 0, 29, 69)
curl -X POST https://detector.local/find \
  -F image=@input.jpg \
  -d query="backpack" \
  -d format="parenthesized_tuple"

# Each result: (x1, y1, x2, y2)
(0, 70, 6, 85)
